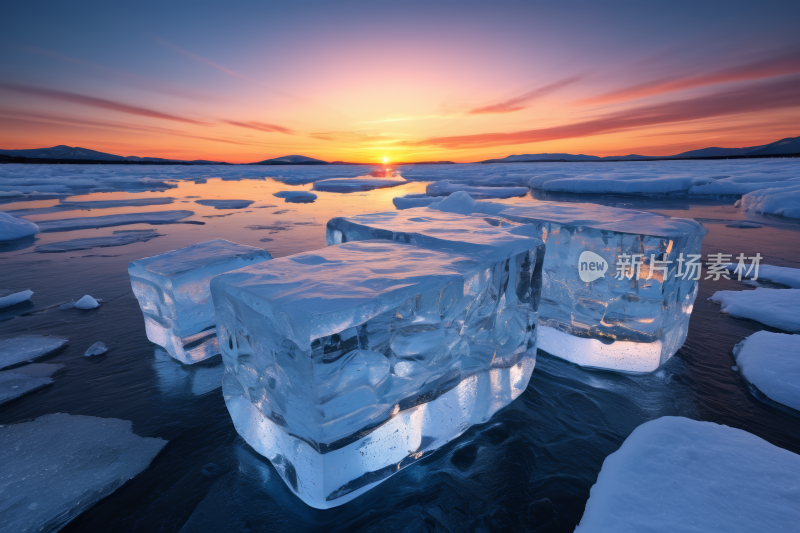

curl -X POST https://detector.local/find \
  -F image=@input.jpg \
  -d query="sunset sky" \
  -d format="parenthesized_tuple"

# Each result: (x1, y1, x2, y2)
(1, 0, 799, 164)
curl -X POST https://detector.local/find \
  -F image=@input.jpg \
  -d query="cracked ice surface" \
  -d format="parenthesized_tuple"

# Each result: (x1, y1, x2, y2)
(211, 239, 543, 507)
(129, 239, 273, 363)
(429, 192, 707, 372)
(0, 413, 166, 533)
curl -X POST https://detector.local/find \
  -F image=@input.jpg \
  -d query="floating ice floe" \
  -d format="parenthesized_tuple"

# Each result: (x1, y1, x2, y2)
(428, 192, 706, 373)
(211, 238, 542, 508)
(272, 191, 317, 203)
(129, 239, 273, 364)
(0, 363, 62, 406)
(723, 263, 800, 288)
(0, 288, 33, 308)
(733, 331, 800, 412)
(0, 413, 167, 533)
(312, 176, 407, 193)
(576, 416, 800, 533)
(426, 180, 529, 199)
(739, 184, 800, 219)
(35, 229, 162, 253)
(708, 288, 800, 332)
(0, 212, 39, 241)
(34, 210, 195, 232)
(392, 194, 440, 209)
(0, 335, 68, 370)
(84, 341, 108, 357)
(194, 199, 254, 209)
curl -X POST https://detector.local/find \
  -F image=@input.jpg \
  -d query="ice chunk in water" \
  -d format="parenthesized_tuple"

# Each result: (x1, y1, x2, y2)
(129, 239, 272, 364)
(0, 212, 39, 241)
(430, 192, 708, 373)
(0, 288, 33, 308)
(0, 335, 68, 370)
(75, 294, 100, 309)
(84, 341, 108, 357)
(211, 239, 543, 508)
(733, 331, 800, 412)
(0, 413, 166, 533)
(576, 417, 800, 533)
(0, 364, 62, 406)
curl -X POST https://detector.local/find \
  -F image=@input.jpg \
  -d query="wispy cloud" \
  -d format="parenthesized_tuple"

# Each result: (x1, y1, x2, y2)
(580, 48, 800, 106)
(405, 75, 800, 149)
(0, 84, 209, 125)
(18, 46, 219, 102)
(468, 76, 582, 115)
(224, 120, 295, 135)
(0, 109, 249, 146)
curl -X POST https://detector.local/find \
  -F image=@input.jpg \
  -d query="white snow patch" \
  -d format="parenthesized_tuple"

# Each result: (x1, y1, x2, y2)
(734, 331, 800, 411)
(576, 416, 800, 533)
(74, 295, 100, 310)
(709, 288, 800, 332)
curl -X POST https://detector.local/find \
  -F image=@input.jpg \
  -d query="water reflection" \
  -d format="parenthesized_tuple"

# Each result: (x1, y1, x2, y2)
(153, 348, 224, 397)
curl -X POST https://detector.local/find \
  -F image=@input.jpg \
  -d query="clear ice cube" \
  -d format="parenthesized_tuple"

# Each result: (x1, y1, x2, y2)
(211, 239, 543, 508)
(429, 194, 708, 372)
(129, 239, 272, 364)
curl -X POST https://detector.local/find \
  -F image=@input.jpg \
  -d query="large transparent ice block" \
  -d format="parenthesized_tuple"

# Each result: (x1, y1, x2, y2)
(211, 239, 543, 508)
(129, 239, 272, 364)
(428, 194, 708, 373)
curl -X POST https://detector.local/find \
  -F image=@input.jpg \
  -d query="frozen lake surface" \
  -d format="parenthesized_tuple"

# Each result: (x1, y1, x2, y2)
(2, 162, 800, 532)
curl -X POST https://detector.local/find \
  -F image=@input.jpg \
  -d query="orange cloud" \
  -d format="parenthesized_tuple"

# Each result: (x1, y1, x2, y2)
(0, 84, 209, 125)
(468, 76, 582, 114)
(407, 75, 800, 149)
(581, 48, 800, 106)
(224, 120, 295, 135)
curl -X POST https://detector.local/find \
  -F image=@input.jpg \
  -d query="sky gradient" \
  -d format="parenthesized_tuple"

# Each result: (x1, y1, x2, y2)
(1, 0, 799, 163)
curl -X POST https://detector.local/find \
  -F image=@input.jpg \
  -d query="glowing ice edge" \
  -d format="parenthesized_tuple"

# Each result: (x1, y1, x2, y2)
(538, 315, 691, 374)
(224, 354, 535, 509)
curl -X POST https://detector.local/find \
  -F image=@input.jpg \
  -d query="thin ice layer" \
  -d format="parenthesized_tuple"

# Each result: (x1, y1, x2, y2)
(36, 230, 162, 253)
(576, 417, 800, 533)
(734, 331, 800, 411)
(35, 210, 194, 232)
(129, 239, 272, 364)
(709, 288, 800, 332)
(0, 413, 166, 533)
(211, 240, 542, 507)
(0, 288, 33, 308)
(0, 335, 69, 370)
(429, 193, 707, 372)
(426, 181, 529, 199)
(312, 177, 406, 192)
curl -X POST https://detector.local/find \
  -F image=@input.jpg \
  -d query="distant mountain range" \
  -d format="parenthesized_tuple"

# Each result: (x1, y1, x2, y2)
(0, 145, 227, 164)
(250, 155, 327, 165)
(2, 135, 798, 166)
(479, 135, 800, 163)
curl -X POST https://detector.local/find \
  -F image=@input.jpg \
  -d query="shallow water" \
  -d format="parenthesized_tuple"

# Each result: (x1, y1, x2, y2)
(1, 170, 800, 532)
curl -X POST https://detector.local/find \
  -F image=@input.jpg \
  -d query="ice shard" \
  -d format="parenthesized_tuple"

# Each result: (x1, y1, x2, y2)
(210, 238, 543, 508)
(129, 239, 272, 364)
(428, 193, 708, 373)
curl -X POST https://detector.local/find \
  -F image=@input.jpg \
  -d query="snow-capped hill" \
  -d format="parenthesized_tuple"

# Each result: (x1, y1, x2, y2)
(251, 155, 328, 165)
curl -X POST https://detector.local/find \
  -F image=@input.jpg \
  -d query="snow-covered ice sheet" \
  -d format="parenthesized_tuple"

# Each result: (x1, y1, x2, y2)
(194, 199, 254, 209)
(0, 335, 68, 370)
(35, 210, 194, 232)
(426, 181, 529, 199)
(35, 229, 162, 253)
(723, 263, 800, 288)
(0, 364, 62, 406)
(576, 416, 800, 533)
(0, 413, 167, 533)
(129, 239, 272, 364)
(392, 194, 440, 209)
(211, 239, 541, 507)
(734, 331, 800, 412)
(0, 212, 39, 241)
(430, 192, 706, 372)
(0, 288, 33, 308)
(312, 177, 407, 193)
(709, 288, 800, 332)
(273, 191, 317, 203)
(739, 184, 800, 219)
